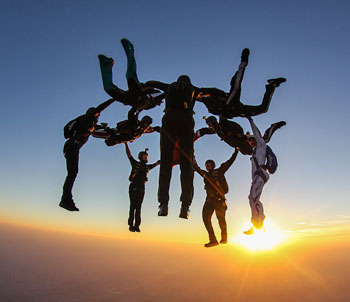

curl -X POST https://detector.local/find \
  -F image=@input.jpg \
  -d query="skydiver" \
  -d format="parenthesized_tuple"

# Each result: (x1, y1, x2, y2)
(60, 98, 115, 211)
(146, 75, 203, 219)
(197, 116, 286, 155)
(194, 149, 239, 247)
(124, 143, 160, 232)
(244, 116, 282, 235)
(91, 106, 160, 146)
(196, 48, 286, 119)
(98, 38, 165, 110)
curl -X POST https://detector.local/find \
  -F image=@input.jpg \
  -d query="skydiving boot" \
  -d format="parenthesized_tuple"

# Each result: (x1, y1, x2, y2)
(59, 198, 79, 212)
(204, 240, 219, 248)
(244, 227, 255, 235)
(241, 48, 250, 66)
(179, 205, 190, 219)
(267, 77, 286, 87)
(158, 204, 168, 216)
(263, 121, 287, 143)
(121, 38, 138, 82)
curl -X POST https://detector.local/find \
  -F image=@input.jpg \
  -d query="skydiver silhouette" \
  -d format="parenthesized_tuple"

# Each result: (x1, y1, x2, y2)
(60, 98, 115, 211)
(196, 48, 286, 119)
(125, 143, 160, 232)
(98, 38, 165, 110)
(194, 149, 239, 247)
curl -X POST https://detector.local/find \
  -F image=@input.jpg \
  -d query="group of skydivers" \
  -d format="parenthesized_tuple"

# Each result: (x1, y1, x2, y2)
(60, 38, 286, 247)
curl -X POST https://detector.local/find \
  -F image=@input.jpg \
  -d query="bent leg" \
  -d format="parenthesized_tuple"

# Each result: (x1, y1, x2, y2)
(241, 84, 276, 117)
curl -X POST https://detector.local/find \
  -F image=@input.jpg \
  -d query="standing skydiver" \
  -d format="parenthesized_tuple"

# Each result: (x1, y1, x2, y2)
(60, 98, 116, 211)
(98, 38, 165, 110)
(124, 143, 160, 232)
(194, 149, 239, 247)
(91, 106, 160, 146)
(196, 48, 286, 119)
(146, 75, 203, 219)
(244, 116, 282, 235)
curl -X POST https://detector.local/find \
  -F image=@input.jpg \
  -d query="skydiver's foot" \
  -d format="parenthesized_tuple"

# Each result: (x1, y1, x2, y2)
(59, 198, 79, 212)
(179, 205, 190, 219)
(121, 38, 134, 56)
(241, 48, 250, 65)
(263, 121, 287, 143)
(244, 227, 255, 235)
(134, 226, 141, 232)
(204, 240, 219, 248)
(158, 204, 168, 216)
(98, 54, 114, 70)
(220, 238, 228, 244)
(267, 77, 286, 87)
(129, 226, 136, 232)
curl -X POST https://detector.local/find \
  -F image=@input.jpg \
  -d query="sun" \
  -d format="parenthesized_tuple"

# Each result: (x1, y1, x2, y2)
(231, 219, 288, 251)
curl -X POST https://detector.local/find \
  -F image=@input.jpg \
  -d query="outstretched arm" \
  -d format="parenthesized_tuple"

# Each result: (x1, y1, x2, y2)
(219, 148, 239, 173)
(148, 160, 161, 170)
(195, 127, 215, 138)
(145, 80, 170, 92)
(192, 156, 206, 177)
(124, 142, 132, 158)
(247, 116, 265, 148)
(95, 98, 115, 114)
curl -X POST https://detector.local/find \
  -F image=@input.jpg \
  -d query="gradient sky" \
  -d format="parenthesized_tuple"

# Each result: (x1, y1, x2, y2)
(0, 0, 349, 244)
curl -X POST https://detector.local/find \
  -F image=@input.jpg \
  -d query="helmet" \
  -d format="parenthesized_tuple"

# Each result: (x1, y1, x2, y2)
(176, 75, 192, 92)
(138, 148, 149, 161)
(140, 115, 152, 126)
(205, 159, 216, 168)
(205, 116, 218, 126)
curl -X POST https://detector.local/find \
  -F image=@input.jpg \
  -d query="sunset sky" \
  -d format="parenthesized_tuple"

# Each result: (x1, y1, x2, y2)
(0, 1, 349, 301)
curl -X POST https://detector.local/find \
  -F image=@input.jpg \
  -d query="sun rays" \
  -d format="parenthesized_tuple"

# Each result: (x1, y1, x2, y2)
(231, 219, 288, 251)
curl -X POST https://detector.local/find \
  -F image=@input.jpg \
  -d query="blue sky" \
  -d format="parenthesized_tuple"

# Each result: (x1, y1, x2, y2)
(0, 0, 349, 239)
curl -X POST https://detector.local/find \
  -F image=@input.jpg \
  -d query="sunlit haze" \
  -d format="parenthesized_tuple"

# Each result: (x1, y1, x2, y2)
(1, 0, 349, 301)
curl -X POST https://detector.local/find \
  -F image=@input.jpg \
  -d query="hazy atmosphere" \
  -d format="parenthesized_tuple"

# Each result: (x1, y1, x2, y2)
(1, 0, 349, 301)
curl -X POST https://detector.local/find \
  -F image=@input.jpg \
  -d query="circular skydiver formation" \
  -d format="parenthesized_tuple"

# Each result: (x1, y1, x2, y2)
(59, 38, 286, 248)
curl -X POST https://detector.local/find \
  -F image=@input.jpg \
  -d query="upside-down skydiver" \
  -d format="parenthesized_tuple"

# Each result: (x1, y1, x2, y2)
(196, 48, 286, 119)
(98, 38, 165, 110)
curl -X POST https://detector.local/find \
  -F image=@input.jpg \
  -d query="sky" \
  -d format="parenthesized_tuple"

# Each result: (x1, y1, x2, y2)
(0, 0, 349, 300)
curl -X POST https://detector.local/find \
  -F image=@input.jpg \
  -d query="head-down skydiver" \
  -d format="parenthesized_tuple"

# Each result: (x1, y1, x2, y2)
(98, 38, 165, 110)
(196, 48, 286, 119)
